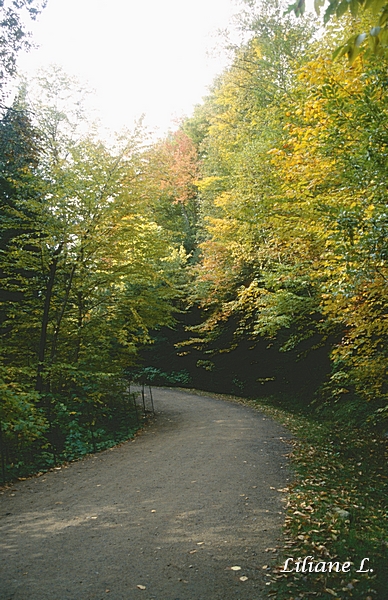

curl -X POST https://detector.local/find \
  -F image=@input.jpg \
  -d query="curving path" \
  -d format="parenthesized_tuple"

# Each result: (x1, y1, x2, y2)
(0, 388, 291, 600)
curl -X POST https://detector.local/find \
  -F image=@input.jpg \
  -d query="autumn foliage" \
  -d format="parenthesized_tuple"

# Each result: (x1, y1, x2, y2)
(1, 0, 388, 485)
(180, 3, 388, 427)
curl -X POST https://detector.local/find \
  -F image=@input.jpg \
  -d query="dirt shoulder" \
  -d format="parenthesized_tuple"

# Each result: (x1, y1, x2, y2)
(0, 387, 291, 600)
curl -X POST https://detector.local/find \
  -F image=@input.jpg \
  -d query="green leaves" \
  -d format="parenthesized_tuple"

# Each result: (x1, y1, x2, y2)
(0, 0, 47, 97)
(178, 1, 388, 422)
(336, 1, 351, 18)
(289, 0, 388, 60)
(0, 68, 191, 480)
(181, 5, 325, 375)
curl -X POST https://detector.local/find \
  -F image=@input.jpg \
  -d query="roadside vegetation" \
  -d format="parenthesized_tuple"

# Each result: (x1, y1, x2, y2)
(257, 398, 387, 600)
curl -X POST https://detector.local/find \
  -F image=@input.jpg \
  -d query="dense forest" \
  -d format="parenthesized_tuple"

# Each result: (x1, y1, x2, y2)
(144, 1, 388, 424)
(1, 0, 387, 475)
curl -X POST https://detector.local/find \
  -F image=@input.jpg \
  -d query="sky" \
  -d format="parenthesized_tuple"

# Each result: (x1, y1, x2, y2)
(18, 0, 239, 138)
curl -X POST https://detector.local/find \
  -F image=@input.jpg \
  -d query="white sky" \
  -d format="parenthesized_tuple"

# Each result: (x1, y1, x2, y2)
(18, 0, 239, 138)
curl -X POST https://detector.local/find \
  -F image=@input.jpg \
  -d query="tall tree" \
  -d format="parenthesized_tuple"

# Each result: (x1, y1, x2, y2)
(0, 67, 187, 466)
(186, 3, 319, 349)
(142, 130, 199, 254)
(288, 0, 388, 60)
(0, 0, 46, 98)
(268, 47, 388, 417)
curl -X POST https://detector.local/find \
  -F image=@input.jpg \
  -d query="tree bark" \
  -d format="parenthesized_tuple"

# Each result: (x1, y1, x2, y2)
(50, 261, 77, 362)
(35, 245, 62, 392)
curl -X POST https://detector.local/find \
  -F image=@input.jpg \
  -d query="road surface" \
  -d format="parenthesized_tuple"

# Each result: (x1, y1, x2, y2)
(0, 388, 291, 600)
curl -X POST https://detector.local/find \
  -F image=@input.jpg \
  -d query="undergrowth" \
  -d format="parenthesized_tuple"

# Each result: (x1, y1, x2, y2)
(0, 388, 150, 484)
(252, 398, 387, 600)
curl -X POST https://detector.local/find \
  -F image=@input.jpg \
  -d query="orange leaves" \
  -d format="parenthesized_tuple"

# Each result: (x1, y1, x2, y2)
(146, 130, 199, 206)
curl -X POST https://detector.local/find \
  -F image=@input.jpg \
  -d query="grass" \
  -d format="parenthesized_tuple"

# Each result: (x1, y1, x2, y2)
(181, 387, 387, 600)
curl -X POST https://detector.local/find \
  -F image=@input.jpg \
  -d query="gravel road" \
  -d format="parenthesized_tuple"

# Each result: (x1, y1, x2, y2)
(0, 388, 291, 600)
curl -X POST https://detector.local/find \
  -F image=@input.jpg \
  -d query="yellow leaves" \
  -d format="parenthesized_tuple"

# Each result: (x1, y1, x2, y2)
(303, 98, 326, 122)
(325, 587, 339, 596)
(188, 6, 388, 426)
(267, 147, 282, 156)
(204, 217, 238, 241)
(213, 191, 234, 209)
(196, 176, 224, 193)
(251, 38, 262, 60)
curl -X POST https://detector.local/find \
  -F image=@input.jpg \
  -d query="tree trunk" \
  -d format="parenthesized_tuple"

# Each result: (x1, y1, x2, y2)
(36, 245, 62, 392)
(50, 261, 77, 362)
(74, 291, 84, 363)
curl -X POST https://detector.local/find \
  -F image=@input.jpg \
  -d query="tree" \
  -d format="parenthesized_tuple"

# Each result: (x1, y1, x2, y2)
(181, 1, 388, 420)
(0, 67, 188, 476)
(266, 39, 388, 420)
(0, 0, 47, 98)
(288, 0, 388, 60)
(180, 3, 325, 394)
(142, 130, 199, 254)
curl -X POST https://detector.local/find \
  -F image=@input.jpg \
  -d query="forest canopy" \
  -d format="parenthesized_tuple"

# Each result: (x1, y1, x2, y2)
(178, 0, 388, 427)
(1, 0, 388, 481)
